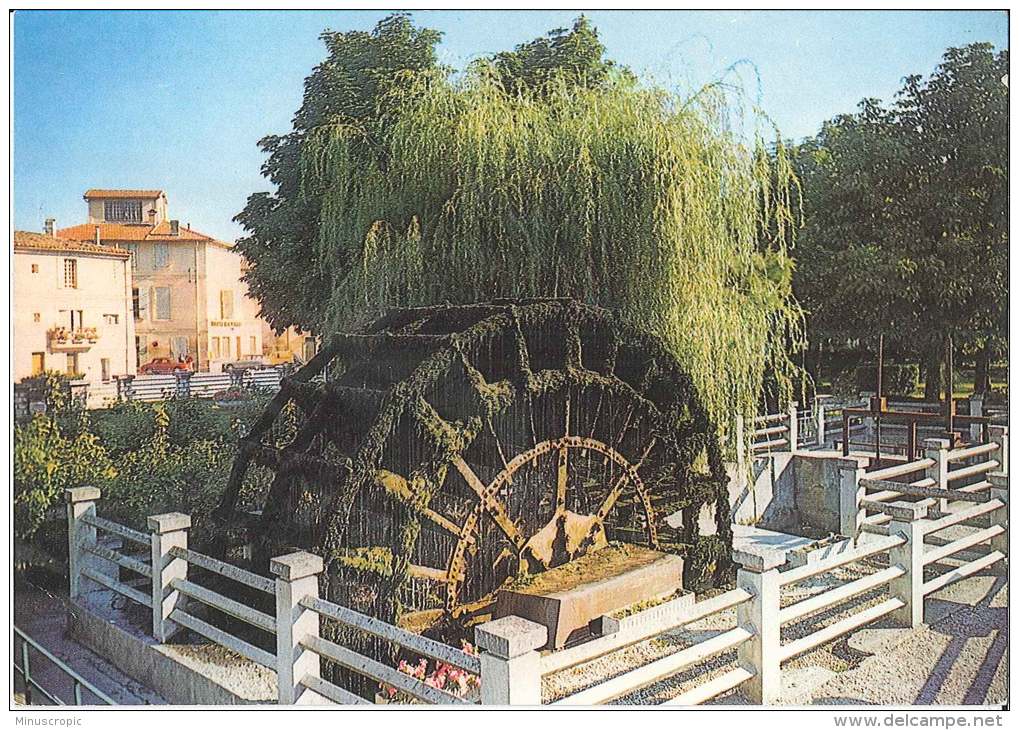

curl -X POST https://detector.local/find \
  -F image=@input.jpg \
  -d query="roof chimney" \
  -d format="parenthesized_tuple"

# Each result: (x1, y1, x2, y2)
(95, 226, 101, 245)
(44, 218, 55, 237)
(170, 219, 180, 236)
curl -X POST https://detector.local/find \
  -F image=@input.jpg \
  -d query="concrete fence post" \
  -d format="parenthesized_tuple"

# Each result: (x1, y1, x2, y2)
(475, 615, 547, 705)
(989, 425, 1008, 475)
(271, 551, 323, 705)
(815, 395, 831, 448)
(65, 487, 100, 600)
(148, 513, 191, 643)
(988, 472, 1008, 563)
(787, 402, 799, 452)
(923, 438, 950, 514)
(733, 548, 784, 705)
(735, 414, 747, 479)
(968, 393, 984, 442)
(887, 501, 930, 629)
(837, 458, 867, 542)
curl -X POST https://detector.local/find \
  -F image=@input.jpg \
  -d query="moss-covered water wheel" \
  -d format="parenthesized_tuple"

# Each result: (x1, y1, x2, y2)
(215, 299, 731, 641)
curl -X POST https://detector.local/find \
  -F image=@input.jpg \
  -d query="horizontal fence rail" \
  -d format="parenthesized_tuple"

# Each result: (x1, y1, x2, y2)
(18, 368, 288, 414)
(14, 626, 116, 706)
(62, 453, 1008, 706)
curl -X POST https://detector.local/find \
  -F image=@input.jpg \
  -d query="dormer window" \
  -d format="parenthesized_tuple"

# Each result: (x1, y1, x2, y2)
(105, 199, 142, 222)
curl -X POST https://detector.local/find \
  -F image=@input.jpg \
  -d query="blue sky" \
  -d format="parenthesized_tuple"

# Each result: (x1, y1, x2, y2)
(13, 9, 1008, 242)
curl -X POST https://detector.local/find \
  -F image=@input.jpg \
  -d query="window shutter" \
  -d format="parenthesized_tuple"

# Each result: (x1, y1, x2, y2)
(139, 287, 150, 320)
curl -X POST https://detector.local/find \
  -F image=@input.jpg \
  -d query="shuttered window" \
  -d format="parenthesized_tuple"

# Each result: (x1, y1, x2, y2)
(105, 200, 142, 222)
(220, 290, 234, 319)
(63, 259, 77, 288)
(154, 243, 169, 269)
(154, 287, 171, 321)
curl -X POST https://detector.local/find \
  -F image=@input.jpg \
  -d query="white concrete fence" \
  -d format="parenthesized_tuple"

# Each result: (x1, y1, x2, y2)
(65, 475, 1009, 705)
(839, 426, 1008, 542)
(65, 488, 492, 705)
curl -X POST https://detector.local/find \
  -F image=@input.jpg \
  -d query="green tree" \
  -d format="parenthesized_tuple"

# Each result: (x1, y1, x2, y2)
(236, 15, 630, 335)
(300, 66, 801, 440)
(235, 13, 443, 333)
(238, 15, 803, 438)
(793, 43, 1007, 397)
(491, 15, 625, 93)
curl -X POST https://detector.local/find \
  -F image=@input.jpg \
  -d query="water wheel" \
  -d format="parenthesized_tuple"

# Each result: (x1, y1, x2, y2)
(214, 299, 731, 634)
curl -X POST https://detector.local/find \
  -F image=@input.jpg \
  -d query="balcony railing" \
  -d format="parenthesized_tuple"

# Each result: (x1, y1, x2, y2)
(48, 327, 99, 351)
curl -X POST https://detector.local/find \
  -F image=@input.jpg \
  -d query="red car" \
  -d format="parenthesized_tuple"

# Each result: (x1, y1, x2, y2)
(138, 357, 190, 375)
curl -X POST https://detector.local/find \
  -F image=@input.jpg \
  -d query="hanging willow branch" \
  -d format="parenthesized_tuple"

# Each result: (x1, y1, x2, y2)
(301, 65, 804, 450)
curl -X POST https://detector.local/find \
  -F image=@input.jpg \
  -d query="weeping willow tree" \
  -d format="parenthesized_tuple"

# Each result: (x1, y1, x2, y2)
(300, 66, 803, 444)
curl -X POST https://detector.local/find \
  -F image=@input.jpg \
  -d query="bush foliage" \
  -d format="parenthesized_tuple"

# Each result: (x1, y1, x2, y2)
(14, 376, 270, 544)
(854, 363, 921, 396)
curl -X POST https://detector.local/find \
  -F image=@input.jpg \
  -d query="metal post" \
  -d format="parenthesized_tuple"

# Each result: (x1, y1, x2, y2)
(733, 548, 785, 705)
(272, 551, 323, 705)
(842, 409, 850, 456)
(174, 370, 192, 398)
(735, 414, 747, 486)
(148, 513, 190, 642)
(65, 487, 100, 600)
(815, 395, 830, 448)
(887, 501, 931, 629)
(944, 335, 955, 444)
(21, 640, 32, 704)
(475, 616, 547, 705)
(969, 392, 985, 442)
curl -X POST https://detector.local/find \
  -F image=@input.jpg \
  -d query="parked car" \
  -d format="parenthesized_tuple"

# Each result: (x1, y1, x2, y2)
(139, 357, 191, 375)
(221, 358, 267, 373)
(267, 349, 305, 367)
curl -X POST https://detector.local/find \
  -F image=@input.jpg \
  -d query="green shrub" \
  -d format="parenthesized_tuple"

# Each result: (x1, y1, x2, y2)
(14, 414, 116, 539)
(15, 392, 277, 552)
(854, 363, 920, 396)
(90, 400, 157, 454)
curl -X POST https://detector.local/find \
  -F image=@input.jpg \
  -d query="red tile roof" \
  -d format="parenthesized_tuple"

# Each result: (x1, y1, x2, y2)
(57, 222, 215, 243)
(84, 189, 164, 199)
(14, 230, 131, 258)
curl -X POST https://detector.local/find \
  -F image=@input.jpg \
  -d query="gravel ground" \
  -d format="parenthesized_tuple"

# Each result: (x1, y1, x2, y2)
(541, 527, 1008, 707)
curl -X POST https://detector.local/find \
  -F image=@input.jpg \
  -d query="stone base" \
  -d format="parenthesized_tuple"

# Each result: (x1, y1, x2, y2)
(69, 588, 276, 705)
(495, 545, 683, 650)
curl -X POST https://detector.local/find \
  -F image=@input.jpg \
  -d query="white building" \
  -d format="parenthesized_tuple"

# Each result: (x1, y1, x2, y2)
(14, 229, 137, 384)
(57, 189, 264, 373)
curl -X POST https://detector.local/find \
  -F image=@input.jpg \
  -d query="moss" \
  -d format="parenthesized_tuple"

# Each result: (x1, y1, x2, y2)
(215, 299, 734, 630)
(331, 546, 395, 576)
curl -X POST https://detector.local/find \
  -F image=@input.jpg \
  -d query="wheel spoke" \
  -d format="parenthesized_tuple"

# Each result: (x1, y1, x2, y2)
(596, 438, 657, 521)
(556, 445, 569, 513)
(452, 456, 525, 549)
(407, 564, 452, 582)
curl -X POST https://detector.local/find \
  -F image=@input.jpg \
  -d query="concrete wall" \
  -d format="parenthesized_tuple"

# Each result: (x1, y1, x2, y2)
(14, 249, 136, 384)
(726, 450, 844, 537)
(69, 603, 274, 705)
(202, 244, 263, 373)
(132, 239, 202, 366)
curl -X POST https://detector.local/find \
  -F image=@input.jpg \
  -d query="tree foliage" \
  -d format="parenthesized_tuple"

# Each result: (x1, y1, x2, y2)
(792, 44, 1008, 391)
(14, 389, 272, 542)
(300, 66, 801, 438)
(238, 14, 803, 437)
(235, 13, 443, 333)
(490, 15, 626, 93)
